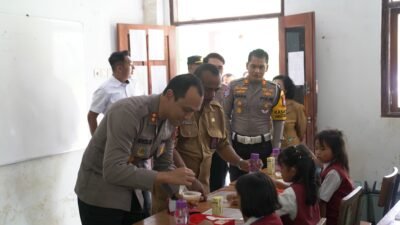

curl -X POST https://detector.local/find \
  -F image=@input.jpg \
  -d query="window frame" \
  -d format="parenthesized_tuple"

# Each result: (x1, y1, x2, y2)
(169, 0, 283, 25)
(382, 0, 400, 117)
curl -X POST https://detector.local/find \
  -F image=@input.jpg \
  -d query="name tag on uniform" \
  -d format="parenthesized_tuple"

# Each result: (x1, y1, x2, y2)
(137, 138, 152, 144)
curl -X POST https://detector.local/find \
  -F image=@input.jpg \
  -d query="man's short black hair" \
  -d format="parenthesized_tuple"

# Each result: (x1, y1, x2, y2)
(236, 172, 281, 218)
(108, 50, 130, 71)
(162, 74, 204, 100)
(247, 48, 269, 63)
(193, 63, 220, 79)
(203, 52, 225, 64)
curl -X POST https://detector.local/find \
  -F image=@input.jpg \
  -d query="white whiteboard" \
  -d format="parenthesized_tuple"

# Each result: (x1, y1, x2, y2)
(0, 14, 88, 166)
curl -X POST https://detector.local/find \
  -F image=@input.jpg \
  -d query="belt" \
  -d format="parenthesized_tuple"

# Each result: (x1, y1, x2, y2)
(232, 132, 271, 145)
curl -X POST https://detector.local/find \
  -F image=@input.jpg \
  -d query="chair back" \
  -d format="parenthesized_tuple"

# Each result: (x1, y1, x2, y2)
(378, 167, 399, 214)
(316, 217, 326, 225)
(337, 186, 363, 225)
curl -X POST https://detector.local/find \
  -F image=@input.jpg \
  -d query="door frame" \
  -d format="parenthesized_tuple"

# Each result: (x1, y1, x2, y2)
(279, 12, 317, 149)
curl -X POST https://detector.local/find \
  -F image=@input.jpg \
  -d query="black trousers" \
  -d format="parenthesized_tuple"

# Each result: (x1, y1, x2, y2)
(229, 139, 272, 182)
(209, 152, 229, 192)
(78, 191, 150, 225)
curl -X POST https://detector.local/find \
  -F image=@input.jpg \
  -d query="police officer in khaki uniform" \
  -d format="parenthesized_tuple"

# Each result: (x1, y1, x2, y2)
(151, 64, 250, 213)
(75, 74, 203, 225)
(224, 48, 287, 181)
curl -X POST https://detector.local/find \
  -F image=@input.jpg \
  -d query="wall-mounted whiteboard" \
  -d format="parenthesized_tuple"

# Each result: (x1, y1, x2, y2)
(0, 13, 89, 166)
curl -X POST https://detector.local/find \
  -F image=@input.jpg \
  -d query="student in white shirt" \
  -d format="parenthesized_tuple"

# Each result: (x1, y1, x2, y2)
(87, 50, 135, 135)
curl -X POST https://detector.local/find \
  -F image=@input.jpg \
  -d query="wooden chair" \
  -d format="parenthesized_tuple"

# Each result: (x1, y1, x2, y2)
(316, 217, 326, 225)
(338, 186, 364, 225)
(378, 167, 399, 214)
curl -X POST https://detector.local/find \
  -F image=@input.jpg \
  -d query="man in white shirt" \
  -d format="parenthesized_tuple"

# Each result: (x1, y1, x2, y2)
(87, 50, 135, 135)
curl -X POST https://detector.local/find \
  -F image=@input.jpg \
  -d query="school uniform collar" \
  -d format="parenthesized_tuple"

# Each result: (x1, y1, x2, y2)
(322, 162, 332, 171)
(202, 100, 221, 113)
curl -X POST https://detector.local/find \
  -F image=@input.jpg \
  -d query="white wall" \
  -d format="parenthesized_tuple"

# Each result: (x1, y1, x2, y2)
(285, 0, 400, 185)
(0, 0, 143, 224)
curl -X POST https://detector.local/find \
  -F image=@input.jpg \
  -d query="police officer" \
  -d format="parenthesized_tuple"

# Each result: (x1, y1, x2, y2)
(75, 74, 203, 225)
(224, 48, 286, 181)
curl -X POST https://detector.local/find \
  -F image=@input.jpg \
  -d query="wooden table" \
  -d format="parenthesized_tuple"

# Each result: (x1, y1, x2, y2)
(133, 185, 237, 225)
(377, 200, 400, 225)
(133, 170, 276, 225)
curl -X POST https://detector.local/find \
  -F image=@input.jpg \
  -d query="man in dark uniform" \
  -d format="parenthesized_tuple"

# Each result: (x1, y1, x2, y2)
(75, 74, 203, 225)
(187, 55, 202, 74)
(224, 48, 287, 181)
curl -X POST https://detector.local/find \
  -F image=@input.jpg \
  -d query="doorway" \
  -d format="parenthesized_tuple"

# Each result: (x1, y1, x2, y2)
(175, 18, 280, 80)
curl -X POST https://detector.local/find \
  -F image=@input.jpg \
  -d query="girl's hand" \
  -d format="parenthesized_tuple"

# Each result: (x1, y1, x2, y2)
(226, 193, 239, 206)
(188, 179, 207, 202)
(273, 178, 289, 190)
(257, 159, 264, 170)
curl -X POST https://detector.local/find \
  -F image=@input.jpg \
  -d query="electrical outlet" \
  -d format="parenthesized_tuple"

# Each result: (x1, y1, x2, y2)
(93, 68, 108, 79)
(93, 68, 101, 78)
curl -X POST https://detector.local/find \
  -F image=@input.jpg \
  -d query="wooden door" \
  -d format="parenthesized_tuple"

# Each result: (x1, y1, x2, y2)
(279, 12, 316, 149)
(117, 24, 176, 95)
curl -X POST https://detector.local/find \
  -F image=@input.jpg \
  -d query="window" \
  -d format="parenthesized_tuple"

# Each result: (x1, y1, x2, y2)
(382, 0, 400, 116)
(116, 24, 176, 95)
(170, 0, 282, 25)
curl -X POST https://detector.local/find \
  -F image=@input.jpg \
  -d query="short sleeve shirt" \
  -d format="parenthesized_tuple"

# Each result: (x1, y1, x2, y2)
(319, 163, 342, 202)
(90, 76, 134, 114)
(276, 187, 297, 220)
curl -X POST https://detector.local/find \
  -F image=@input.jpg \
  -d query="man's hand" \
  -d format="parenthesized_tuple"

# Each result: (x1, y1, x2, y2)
(227, 193, 239, 206)
(237, 159, 250, 172)
(188, 179, 207, 201)
(156, 167, 196, 186)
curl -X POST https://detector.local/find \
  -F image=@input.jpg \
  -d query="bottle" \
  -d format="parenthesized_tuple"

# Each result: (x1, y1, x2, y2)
(249, 153, 260, 173)
(266, 156, 275, 176)
(211, 196, 223, 216)
(175, 199, 189, 225)
(271, 148, 281, 174)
